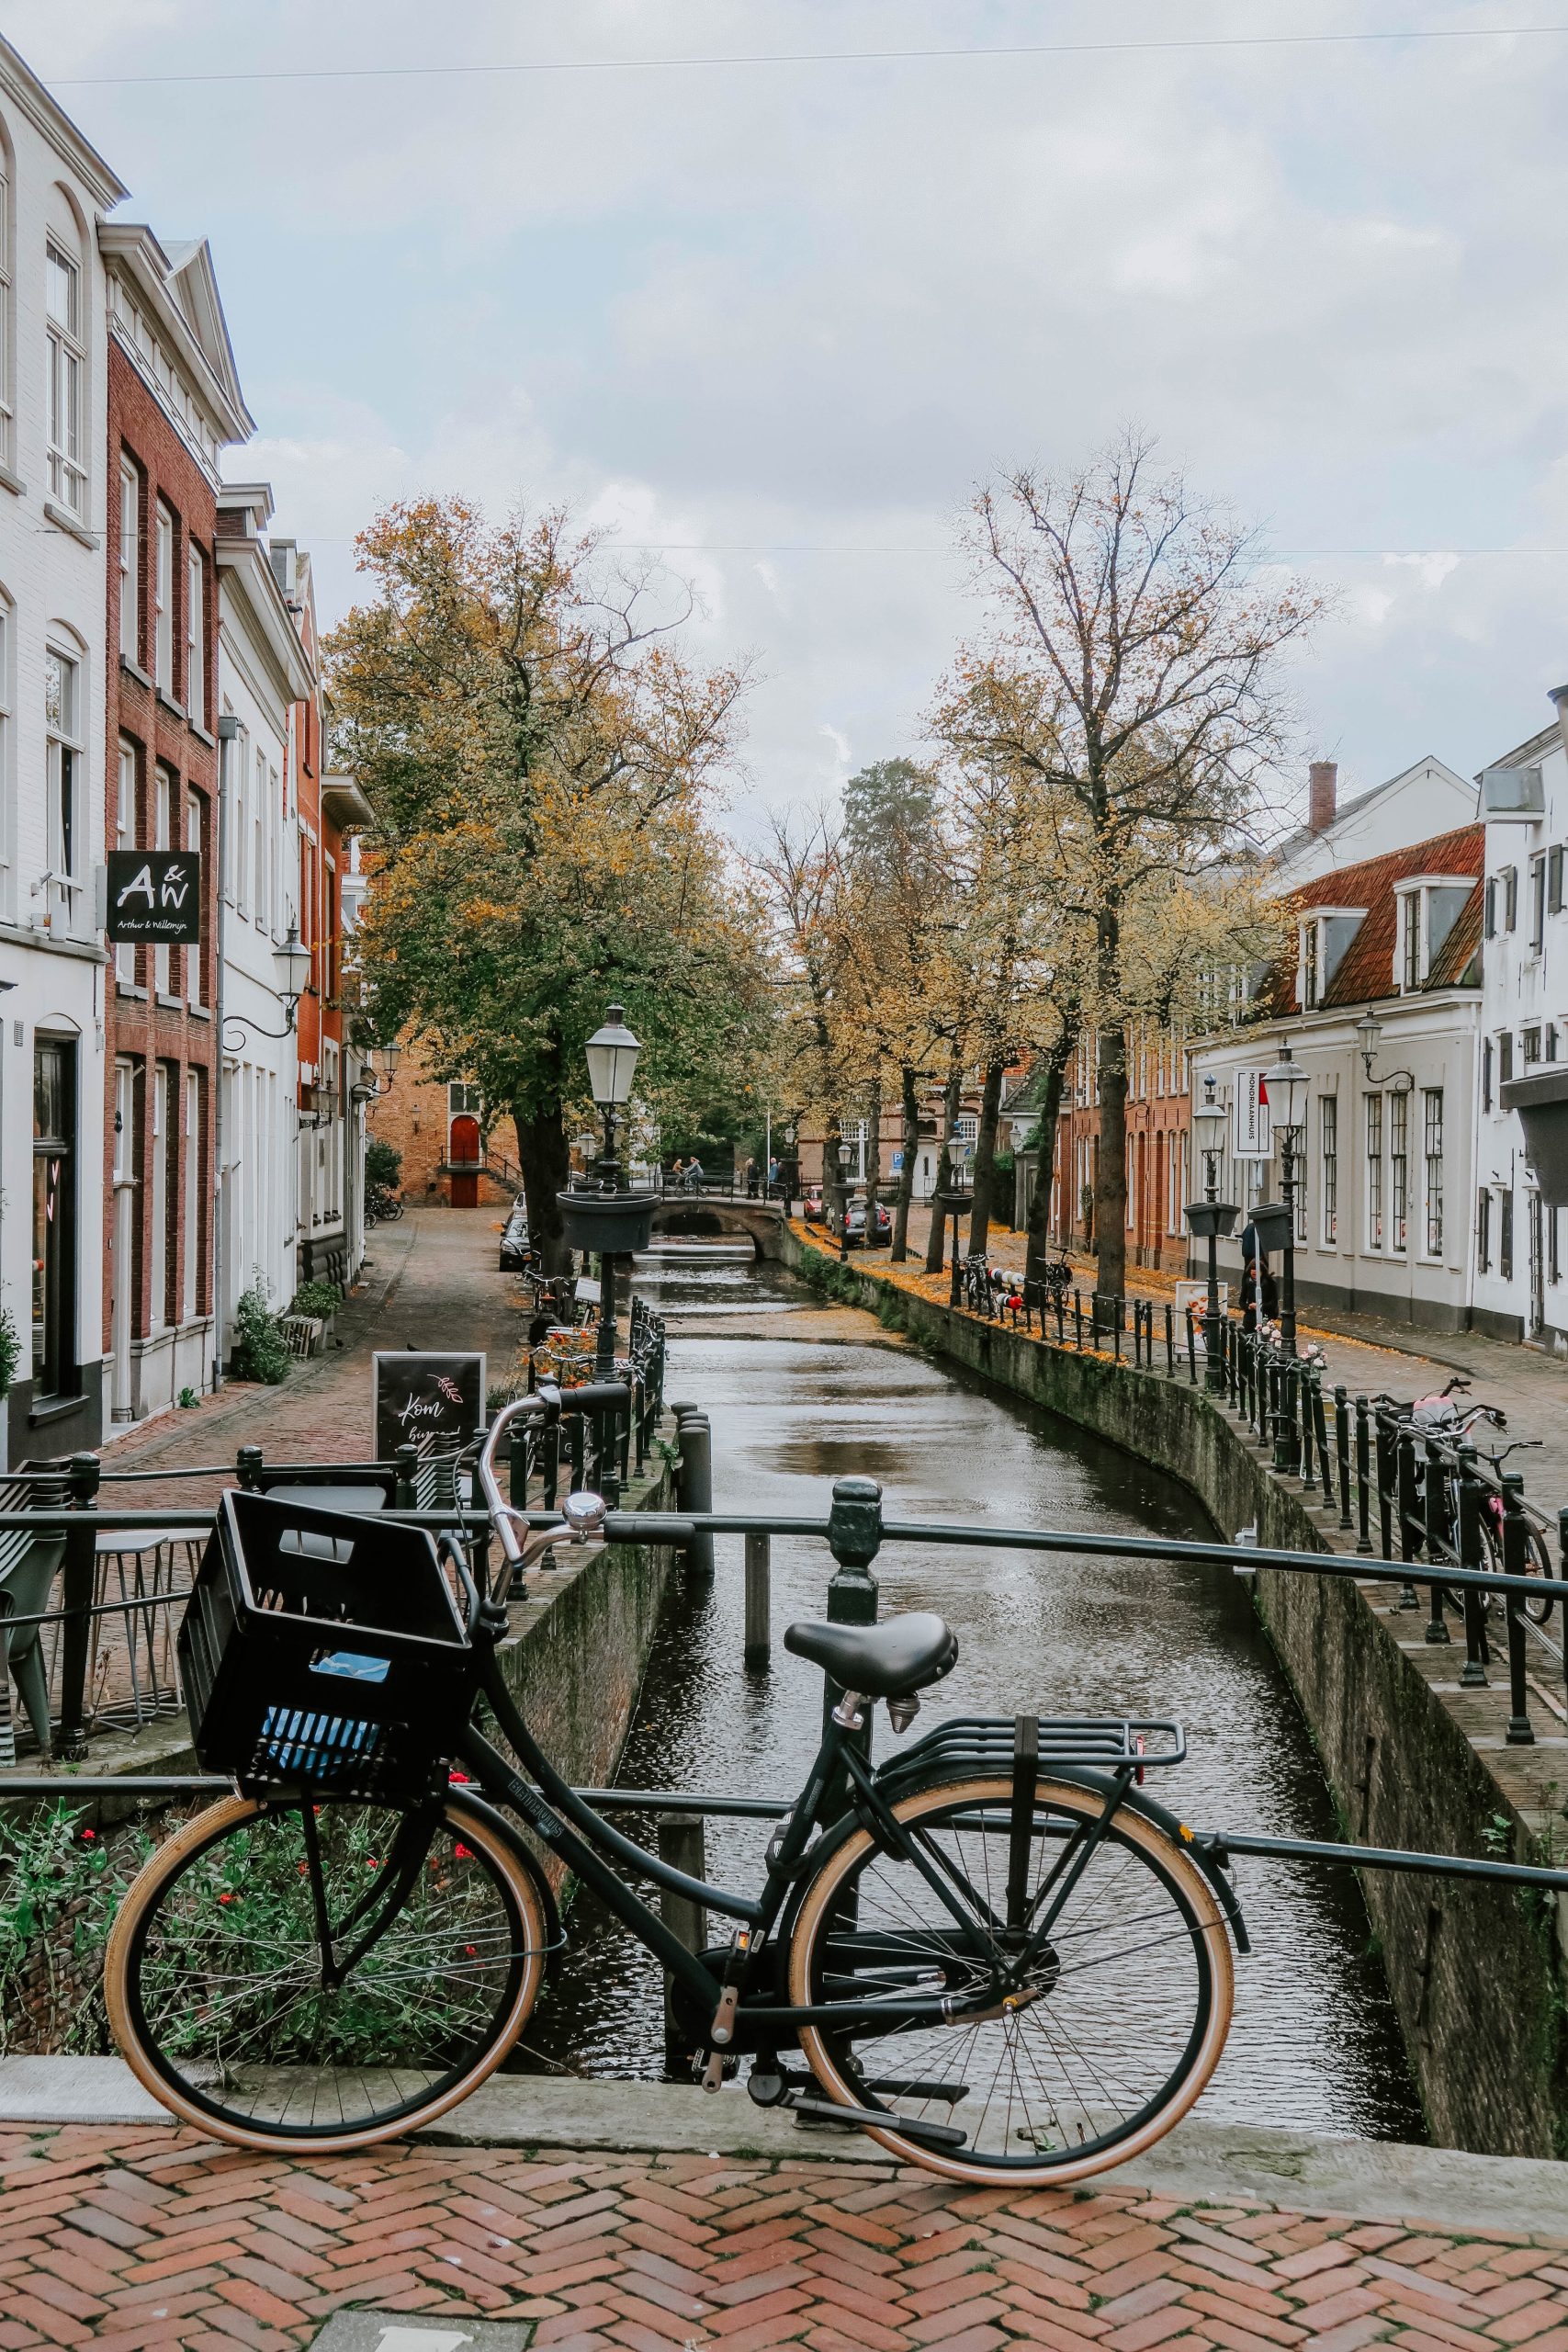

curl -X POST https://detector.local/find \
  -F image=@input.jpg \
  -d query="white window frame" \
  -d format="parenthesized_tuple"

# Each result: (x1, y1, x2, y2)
(232, 724, 248, 911)
(1365, 1092, 1383, 1251)
(1423, 1088, 1445, 1259)
(153, 764, 175, 995)
(45, 239, 85, 514)
(186, 545, 204, 729)
(115, 739, 136, 988)
(119, 458, 140, 666)
(1389, 1090, 1409, 1254)
(1320, 1095, 1337, 1246)
(186, 786, 205, 1008)
(154, 504, 175, 695)
(150, 1061, 169, 1333)
(0, 157, 12, 469)
(183, 1068, 200, 1321)
(253, 744, 267, 931)
(44, 642, 83, 932)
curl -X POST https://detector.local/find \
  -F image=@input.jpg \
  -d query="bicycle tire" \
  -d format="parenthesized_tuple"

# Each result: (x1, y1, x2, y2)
(106, 1792, 547, 2154)
(1477, 1511, 1556, 1626)
(786, 1771, 1234, 2187)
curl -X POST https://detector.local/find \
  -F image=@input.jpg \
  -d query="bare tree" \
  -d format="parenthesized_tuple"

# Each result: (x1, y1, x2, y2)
(939, 434, 1321, 1301)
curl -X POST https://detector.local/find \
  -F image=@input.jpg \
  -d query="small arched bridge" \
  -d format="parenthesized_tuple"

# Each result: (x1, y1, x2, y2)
(646, 1192, 787, 1261)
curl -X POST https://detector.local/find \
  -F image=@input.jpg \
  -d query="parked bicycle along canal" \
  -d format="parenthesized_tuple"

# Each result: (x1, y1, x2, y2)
(521, 1244, 1426, 2142)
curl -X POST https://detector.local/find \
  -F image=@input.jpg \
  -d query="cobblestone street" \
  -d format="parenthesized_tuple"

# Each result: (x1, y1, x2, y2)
(0, 2122, 1563, 2352)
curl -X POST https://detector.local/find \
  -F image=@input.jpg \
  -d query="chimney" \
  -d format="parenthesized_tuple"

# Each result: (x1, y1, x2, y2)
(1308, 761, 1337, 834)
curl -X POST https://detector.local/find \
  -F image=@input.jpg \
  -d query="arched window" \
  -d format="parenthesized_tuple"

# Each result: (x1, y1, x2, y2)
(45, 190, 87, 517)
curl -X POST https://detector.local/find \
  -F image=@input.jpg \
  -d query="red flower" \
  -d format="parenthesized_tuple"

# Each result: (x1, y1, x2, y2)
(218, 1893, 233, 1905)
(82, 1828, 96, 1840)
(454, 1842, 472, 1860)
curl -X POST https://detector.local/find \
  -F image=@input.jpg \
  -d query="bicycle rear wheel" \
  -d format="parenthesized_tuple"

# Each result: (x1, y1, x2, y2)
(106, 1792, 547, 2152)
(787, 1772, 1234, 2186)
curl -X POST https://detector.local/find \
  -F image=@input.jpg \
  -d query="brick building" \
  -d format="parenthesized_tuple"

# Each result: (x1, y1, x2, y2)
(100, 227, 251, 1422)
(364, 1027, 518, 1207)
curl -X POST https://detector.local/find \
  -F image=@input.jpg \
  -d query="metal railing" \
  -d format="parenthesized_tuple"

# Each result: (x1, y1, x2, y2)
(7, 1477, 1567, 1917)
(0, 1323, 666, 1767)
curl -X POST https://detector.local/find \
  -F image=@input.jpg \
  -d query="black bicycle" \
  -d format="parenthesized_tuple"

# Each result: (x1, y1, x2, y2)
(106, 1384, 1242, 2183)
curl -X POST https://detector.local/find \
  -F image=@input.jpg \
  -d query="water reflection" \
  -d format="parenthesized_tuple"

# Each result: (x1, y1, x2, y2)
(519, 1249, 1424, 2143)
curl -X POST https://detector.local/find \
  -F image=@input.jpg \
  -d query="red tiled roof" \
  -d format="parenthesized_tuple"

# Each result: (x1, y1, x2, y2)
(1258, 823, 1483, 1014)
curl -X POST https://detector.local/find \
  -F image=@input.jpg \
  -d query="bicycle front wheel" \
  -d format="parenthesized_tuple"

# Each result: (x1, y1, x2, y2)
(106, 1792, 547, 2152)
(787, 1773, 1234, 2186)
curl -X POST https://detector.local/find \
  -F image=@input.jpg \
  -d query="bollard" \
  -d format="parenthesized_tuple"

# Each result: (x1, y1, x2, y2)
(55, 1453, 101, 1763)
(744, 1532, 771, 1669)
(235, 1443, 265, 1490)
(657, 1814, 708, 2065)
(676, 1411, 715, 1582)
(393, 1443, 419, 1511)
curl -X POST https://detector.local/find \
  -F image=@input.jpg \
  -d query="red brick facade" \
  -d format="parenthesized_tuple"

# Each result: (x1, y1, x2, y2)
(102, 336, 220, 1413)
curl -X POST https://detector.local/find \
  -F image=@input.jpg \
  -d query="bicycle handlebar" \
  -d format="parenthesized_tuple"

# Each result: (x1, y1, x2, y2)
(476, 1383, 631, 1570)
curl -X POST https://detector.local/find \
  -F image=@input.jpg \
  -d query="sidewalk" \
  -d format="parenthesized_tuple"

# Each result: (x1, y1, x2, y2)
(0, 2113, 1562, 2351)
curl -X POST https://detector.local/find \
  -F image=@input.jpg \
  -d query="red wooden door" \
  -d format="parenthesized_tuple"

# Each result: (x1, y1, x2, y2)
(450, 1114, 481, 1207)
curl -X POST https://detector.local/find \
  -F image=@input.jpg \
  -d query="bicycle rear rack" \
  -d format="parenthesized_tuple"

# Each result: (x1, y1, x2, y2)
(875, 1713, 1186, 1792)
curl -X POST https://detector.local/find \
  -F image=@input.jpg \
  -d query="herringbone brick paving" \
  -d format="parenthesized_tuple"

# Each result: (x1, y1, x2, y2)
(1, 2126, 1563, 2352)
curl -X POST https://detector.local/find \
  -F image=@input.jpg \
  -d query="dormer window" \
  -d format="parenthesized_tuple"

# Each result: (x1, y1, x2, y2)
(1296, 909, 1365, 1010)
(1394, 876, 1473, 992)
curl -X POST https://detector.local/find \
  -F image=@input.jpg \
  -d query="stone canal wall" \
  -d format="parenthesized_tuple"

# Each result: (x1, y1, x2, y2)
(780, 1227, 1568, 2163)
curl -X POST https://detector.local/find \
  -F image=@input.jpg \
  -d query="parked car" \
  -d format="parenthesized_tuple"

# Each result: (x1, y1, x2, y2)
(844, 1199, 893, 1247)
(499, 1197, 532, 1271)
(803, 1183, 827, 1223)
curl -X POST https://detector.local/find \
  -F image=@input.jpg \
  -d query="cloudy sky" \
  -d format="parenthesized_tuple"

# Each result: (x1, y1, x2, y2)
(15, 0, 1568, 837)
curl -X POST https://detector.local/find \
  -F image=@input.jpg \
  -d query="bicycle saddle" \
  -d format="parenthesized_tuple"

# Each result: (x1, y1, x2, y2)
(784, 1611, 958, 1699)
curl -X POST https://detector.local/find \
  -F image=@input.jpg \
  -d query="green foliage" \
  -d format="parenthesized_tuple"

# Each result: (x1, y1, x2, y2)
(288, 1280, 343, 1321)
(842, 757, 941, 878)
(233, 1278, 290, 1385)
(177, 1386, 198, 1410)
(0, 1306, 20, 1399)
(365, 1137, 402, 1192)
(0, 1804, 152, 2055)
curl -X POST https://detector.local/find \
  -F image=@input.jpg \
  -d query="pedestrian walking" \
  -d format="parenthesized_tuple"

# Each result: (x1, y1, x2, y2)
(745, 1155, 759, 1197)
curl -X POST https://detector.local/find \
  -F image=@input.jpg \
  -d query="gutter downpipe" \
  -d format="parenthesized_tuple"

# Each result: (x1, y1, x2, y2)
(210, 713, 238, 1393)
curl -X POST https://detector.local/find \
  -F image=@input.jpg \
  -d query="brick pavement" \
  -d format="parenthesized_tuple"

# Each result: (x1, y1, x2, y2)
(0, 2122, 1563, 2352)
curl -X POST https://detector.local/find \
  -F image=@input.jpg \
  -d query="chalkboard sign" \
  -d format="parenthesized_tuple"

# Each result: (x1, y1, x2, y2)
(372, 1351, 486, 1461)
(106, 850, 202, 943)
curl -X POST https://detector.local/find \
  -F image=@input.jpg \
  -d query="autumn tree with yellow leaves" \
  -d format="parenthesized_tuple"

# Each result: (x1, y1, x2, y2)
(326, 499, 773, 1270)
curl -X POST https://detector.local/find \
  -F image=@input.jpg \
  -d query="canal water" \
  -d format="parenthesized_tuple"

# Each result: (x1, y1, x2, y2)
(520, 1248, 1425, 2142)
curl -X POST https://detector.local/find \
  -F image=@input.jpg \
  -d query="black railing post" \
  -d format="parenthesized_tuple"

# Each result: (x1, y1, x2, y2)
(1455, 1450, 1488, 1686)
(1298, 1364, 1318, 1494)
(1423, 1436, 1450, 1645)
(541, 1409, 561, 1510)
(1334, 1386, 1353, 1531)
(822, 1476, 883, 1794)
(55, 1452, 101, 1762)
(1354, 1395, 1372, 1554)
(1501, 1476, 1534, 1745)
(1074, 1290, 1083, 1350)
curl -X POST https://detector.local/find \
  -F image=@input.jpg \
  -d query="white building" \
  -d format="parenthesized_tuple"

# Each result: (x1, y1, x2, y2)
(214, 483, 311, 1352)
(0, 41, 125, 1460)
(1269, 757, 1478, 888)
(1199, 820, 1485, 1332)
(1471, 698, 1568, 1347)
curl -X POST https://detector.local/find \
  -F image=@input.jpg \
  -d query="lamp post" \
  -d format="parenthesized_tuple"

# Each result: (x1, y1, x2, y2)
(1185, 1074, 1238, 1394)
(581, 1006, 642, 1375)
(1354, 1006, 1415, 1092)
(220, 924, 313, 1051)
(1262, 1044, 1310, 1359)
(837, 1137, 853, 1262)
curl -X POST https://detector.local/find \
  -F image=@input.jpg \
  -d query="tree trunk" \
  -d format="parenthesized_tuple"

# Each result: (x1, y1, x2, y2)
(1095, 1021, 1129, 1303)
(966, 1057, 1006, 1259)
(513, 1093, 573, 1275)
(923, 1064, 963, 1273)
(1024, 1030, 1075, 1289)
(890, 1065, 919, 1262)
(864, 1079, 883, 1253)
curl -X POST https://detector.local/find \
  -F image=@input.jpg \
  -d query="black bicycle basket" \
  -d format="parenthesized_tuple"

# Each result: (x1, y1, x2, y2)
(178, 1489, 475, 1801)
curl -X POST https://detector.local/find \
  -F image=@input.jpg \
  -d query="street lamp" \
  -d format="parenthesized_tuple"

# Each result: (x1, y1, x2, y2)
(1353, 1007, 1415, 1092)
(555, 1007, 658, 1464)
(1262, 1043, 1310, 1359)
(221, 923, 314, 1050)
(1184, 1073, 1239, 1394)
(837, 1137, 854, 1262)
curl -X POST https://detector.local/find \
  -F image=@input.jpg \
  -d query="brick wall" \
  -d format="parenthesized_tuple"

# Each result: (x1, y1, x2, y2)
(102, 340, 220, 1408)
(365, 1034, 519, 1204)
